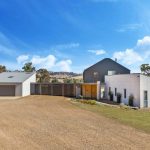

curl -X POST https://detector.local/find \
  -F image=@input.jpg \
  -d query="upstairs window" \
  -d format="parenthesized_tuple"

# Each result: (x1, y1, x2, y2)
(108, 70, 116, 76)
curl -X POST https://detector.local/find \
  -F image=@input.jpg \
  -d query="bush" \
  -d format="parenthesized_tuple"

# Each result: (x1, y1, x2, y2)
(117, 93, 122, 103)
(80, 100, 96, 105)
(108, 91, 113, 101)
(129, 94, 134, 106)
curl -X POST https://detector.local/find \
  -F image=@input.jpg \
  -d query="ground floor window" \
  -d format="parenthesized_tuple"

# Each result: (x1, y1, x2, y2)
(115, 88, 117, 96)
(124, 89, 127, 98)
(144, 90, 148, 107)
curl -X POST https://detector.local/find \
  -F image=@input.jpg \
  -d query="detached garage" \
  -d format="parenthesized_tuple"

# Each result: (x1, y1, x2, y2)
(0, 72, 36, 97)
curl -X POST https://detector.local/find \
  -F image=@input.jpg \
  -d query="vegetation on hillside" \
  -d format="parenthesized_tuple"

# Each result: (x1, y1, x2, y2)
(0, 65, 6, 73)
(36, 69, 50, 83)
(141, 64, 150, 76)
(22, 62, 35, 72)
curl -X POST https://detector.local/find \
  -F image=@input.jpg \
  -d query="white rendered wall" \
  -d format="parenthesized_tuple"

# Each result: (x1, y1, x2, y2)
(97, 81, 101, 100)
(105, 74, 140, 107)
(22, 73, 36, 97)
(140, 75, 150, 108)
(15, 84, 22, 96)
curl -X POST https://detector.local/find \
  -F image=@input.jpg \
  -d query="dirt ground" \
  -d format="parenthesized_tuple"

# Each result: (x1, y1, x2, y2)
(0, 96, 150, 150)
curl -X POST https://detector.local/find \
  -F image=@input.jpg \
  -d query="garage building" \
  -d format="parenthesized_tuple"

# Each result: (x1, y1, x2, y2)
(0, 72, 36, 96)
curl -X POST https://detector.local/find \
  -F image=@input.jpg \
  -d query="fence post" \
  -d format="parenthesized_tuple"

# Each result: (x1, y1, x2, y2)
(97, 81, 101, 101)
(39, 84, 42, 95)
(62, 84, 64, 96)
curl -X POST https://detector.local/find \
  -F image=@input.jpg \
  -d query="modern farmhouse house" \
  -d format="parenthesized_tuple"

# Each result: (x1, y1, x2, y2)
(0, 72, 36, 96)
(105, 74, 150, 108)
(83, 58, 130, 83)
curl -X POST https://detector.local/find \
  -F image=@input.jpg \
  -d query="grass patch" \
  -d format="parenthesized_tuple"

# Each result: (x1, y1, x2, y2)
(71, 99, 150, 133)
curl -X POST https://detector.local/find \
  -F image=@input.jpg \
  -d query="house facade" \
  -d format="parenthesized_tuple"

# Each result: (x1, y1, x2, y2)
(83, 58, 130, 83)
(105, 74, 150, 108)
(0, 72, 36, 97)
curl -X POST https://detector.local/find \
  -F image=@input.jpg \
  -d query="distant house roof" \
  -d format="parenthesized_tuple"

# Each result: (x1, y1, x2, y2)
(84, 58, 130, 72)
(0, 72, 35, 83)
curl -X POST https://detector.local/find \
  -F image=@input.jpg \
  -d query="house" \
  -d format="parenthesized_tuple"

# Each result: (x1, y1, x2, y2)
(105, 74, 150, 108)
(83, 58, 130, 83)
(0, 72, 36, 97)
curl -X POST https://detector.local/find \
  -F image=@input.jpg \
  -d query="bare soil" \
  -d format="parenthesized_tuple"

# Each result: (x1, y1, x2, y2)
(0, 95, 149, 150)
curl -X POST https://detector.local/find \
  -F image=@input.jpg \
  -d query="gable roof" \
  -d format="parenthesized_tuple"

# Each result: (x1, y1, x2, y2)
(84, 58, 130, 72)
(0, 72, 35, 83)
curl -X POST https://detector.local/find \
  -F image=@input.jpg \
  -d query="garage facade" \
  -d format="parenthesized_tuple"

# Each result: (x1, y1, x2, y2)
(0, 72, 36, 97)
(0, 85, 15, 96)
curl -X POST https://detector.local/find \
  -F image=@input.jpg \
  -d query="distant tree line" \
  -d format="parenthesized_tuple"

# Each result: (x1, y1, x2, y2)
(3, 62, 150, 82)
(0, 62, 83, 83)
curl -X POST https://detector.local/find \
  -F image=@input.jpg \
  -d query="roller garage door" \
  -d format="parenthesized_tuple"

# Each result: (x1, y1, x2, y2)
(0, 85, 15, 96)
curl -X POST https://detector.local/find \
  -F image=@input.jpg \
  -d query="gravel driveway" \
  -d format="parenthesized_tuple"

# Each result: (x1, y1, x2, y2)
(0, 95, 149, 150)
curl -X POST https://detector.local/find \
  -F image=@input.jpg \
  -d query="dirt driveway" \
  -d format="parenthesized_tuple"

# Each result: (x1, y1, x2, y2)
(0, 96, 149, 150)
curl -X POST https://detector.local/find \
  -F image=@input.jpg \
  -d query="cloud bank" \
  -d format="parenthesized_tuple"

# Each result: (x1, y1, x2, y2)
(16, 54, 72, 72)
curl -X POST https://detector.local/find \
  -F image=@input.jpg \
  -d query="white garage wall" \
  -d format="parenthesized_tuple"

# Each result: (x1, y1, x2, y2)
(22, 73, 36, 97)
(105, 74, 140, 107)
(15, 84, 22, 96)
(140, 75, 150, 108)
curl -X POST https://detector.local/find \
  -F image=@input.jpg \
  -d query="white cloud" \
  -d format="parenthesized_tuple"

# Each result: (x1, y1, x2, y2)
(88, 49, 106, 55)
(137, 36, 150, 46)
(16, 54, 72, 72)
(31, 55, 56, 69)
(116, 23, 143, 32)
(113, 49, 143, 65)
(56, 60, 72, 72)
(17, 55, 29, 64)
(53, 43, 80, 50)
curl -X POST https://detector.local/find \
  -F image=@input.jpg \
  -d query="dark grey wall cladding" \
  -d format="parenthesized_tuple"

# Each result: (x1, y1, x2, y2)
(83, 58, 130, 83)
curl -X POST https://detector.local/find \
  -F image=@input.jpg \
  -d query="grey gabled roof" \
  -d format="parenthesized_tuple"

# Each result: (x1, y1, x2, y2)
(0, 72, 35, 83)
(84, 58, 130, 72)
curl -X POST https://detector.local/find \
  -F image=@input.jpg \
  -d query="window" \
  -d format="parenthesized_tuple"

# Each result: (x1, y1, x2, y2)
(144, 91, 148, 107)
(108, 70, 116, 76)
(93, 72, 98, 76)
(109, 87, 111, 93)
(93, 72, 99, 82)
(144, 91, 148, 100)
(115, 88, 117, 96)
(124, 89, 127, 98)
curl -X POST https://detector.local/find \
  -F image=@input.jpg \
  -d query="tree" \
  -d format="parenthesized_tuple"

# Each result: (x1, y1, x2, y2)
(22, 62, 35, 72)
(0, 65, 6, 73)
(36, 69, 50, 83)
(140, 64, 150, 76)
(51, 78, 59, 83)
(63, 78, 73, 83)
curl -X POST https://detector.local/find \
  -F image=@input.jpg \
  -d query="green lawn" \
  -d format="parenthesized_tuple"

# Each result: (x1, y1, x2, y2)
(71, 100, 150, 133)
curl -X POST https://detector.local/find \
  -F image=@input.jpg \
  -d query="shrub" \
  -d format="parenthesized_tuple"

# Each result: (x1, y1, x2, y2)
(117, 93, 122, 103)
(77, 95, 83, 99)
(108, 91, 113, 101)
(80, 100, 96, 105)
(129, 94, 134, 106)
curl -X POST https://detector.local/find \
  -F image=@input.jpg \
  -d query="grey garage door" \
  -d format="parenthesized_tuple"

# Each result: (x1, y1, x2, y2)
(0, 85, 15, 96)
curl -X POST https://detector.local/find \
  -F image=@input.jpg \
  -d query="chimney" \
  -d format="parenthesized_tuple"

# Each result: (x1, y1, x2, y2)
(115, 58, 117, 62)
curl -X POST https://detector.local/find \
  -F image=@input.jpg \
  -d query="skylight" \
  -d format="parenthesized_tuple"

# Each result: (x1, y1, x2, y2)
(8, 76, 14, 78)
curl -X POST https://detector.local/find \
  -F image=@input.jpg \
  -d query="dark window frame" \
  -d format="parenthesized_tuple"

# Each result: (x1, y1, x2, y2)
(115, 88, 117, 96)
(144, 90, 148, 101)
(124, 89, 127, 98)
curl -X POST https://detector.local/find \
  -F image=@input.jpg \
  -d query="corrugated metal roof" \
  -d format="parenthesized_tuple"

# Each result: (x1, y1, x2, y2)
(0, 72, 35, 83)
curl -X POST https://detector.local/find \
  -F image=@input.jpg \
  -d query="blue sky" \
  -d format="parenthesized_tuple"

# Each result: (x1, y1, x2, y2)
(0, 0, 150, 73)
